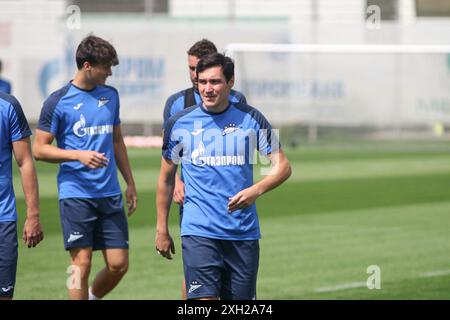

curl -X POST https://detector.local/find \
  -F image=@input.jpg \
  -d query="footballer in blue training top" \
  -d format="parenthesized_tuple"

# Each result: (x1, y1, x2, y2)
(37, 83, 122, 199)
(33, 35, 137, 300)
(163, 100, 273, 240)
(0, 94, 31, 221)
(156, 53, 291, 300)
(0, 92, 43, 299)
(162, 39, 248, 299)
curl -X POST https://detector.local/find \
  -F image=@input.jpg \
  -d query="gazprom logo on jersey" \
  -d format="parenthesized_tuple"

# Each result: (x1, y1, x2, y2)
(73, 114, 113, 138)
(169, 121, 279, 167)
(191, 141, 206, 166)
(191, 141, 245, 167)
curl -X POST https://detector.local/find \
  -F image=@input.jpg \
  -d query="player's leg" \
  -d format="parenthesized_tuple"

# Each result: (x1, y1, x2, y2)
(179, 207, 187, 299)
(182, 235, 223, 300)
(0, 222, 18, 300)
(68, 247, 93, 299)
(220, 240, 259, 300)
(90, 195, 129, 299)
(59, 198, 97, 300)
(181, 278, 186, 299)
(90, 248, 128, 298)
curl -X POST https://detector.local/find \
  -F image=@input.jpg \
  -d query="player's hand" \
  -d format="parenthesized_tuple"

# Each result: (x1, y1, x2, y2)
(227, 186, 260, 213)
(155, 231, 175, 260)
(126, 184, 137, 216)
(77, 150, 109, 169)
(22, 216, 44, 248)
(173, 176, 185, 205)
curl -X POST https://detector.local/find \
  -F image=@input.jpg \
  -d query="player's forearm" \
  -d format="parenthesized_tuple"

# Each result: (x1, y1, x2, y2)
(18, 158, 40, 218)
(175, 172, 183, 185)
(156, 179, 175, 234)
(33, 143, 79, 163)
(253, 151, 291, 196)
(114, 139, 135, 187)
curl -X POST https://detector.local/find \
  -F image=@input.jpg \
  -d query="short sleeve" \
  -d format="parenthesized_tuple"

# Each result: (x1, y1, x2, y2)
(162, 123, 183, 161)
(255, 111, 280, 156)
(37, 98, 60, 135)
(8, 98, 31, 142)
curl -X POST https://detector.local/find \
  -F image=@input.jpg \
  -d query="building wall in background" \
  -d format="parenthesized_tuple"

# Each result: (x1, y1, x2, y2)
(0, 0, 449, 128)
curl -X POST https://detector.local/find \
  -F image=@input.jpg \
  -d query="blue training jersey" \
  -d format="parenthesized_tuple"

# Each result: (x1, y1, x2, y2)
(0, 92, 32, 221)
(163, 87, 247, 124)
(0, 78, 12, 94)
(37, 82, 122, 200)
(163, 101, 278, 240)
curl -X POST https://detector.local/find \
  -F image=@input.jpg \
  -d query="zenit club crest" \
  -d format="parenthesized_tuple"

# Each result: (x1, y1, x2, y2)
(222, 123, 239, 136)
(97, 97, 109, 108)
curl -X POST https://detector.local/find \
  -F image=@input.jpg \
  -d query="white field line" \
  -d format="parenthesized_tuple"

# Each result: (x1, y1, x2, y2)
(313, 282, 367, 293)
(420, 270, 450, 278)
(313, 270, 450, 293)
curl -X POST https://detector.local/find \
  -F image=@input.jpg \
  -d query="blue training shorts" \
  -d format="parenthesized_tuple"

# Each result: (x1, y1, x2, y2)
(59, 195, 129, 251)
(0, 221, 18, 298)
(182, 235, 259, 300)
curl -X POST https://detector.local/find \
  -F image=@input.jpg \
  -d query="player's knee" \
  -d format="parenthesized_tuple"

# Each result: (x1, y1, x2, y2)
(106, 259, 128, 275)
(71, 256, 92, 279)
(71, 250, 92, 278)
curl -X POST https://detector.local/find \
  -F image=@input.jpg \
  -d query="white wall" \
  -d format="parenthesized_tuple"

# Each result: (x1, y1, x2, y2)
(0, 0, 449, 126)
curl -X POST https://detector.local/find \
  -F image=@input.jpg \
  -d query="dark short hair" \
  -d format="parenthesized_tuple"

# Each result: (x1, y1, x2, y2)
(76, 35, 119, 70)
(196, 53, 234, 82)
(187, 39, 217, 59)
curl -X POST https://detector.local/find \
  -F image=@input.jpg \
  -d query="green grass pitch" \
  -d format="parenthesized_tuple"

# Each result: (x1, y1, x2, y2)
(11, 140, 450, 299)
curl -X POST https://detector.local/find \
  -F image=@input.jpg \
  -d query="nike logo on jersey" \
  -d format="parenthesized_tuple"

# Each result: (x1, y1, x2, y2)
(73, 103, 83, 110)
(67, 232, 84, 243)
(191, 128, 205, 136)
(98, 98, 109, 108)
(1, 286, 14, 292)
